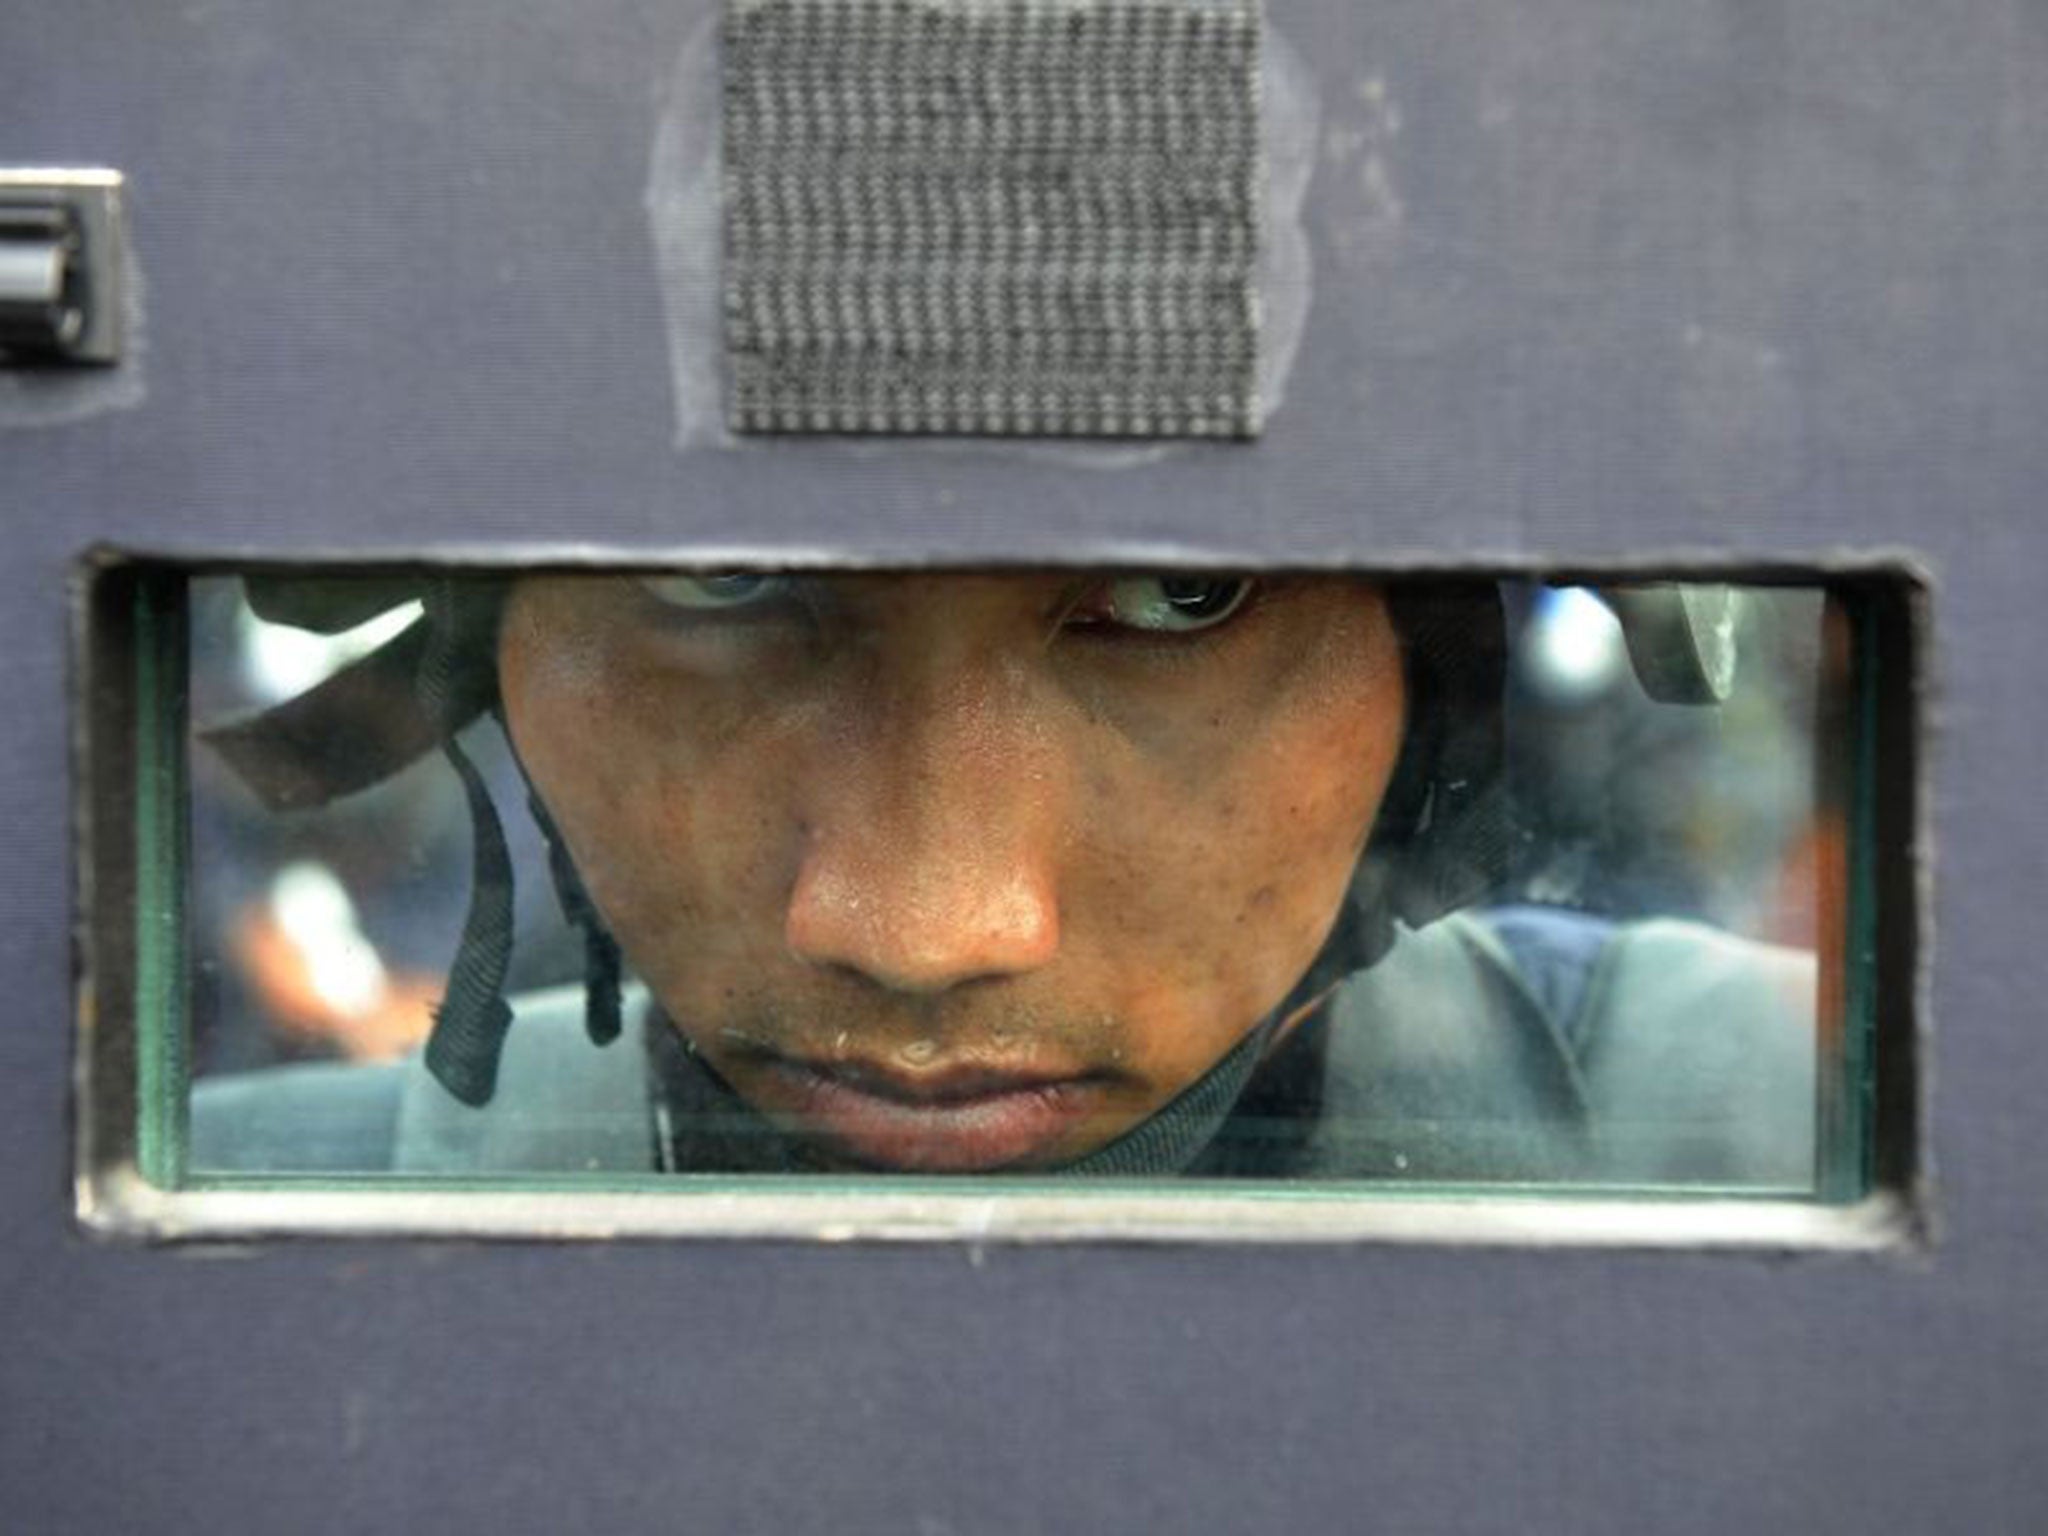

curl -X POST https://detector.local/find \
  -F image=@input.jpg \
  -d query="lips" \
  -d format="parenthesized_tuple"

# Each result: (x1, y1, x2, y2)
(756, 1054, 1111, 1172)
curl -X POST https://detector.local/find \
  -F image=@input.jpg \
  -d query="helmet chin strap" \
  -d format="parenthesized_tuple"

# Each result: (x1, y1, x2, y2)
(411, 579, 626, 1107)
(418, 709, 630, 1107)
(420, 734, 516, 1106)
(415, 583, 518, 1107)
(525, 783, 624, 1049)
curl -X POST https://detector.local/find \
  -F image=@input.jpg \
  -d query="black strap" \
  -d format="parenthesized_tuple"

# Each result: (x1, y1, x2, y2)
(421, 736, 517, 1106)
(527, 788, 625, 1048)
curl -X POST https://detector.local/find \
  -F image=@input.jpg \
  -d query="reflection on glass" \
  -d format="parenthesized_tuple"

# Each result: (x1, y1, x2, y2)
(181, 572, 1851, 1193)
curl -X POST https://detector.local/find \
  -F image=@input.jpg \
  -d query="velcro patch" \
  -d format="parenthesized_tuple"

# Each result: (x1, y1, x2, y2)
(723, 0, 1264, 438)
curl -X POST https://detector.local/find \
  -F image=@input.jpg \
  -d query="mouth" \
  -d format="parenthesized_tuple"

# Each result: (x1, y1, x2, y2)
(753, 1054, 1115, 1173)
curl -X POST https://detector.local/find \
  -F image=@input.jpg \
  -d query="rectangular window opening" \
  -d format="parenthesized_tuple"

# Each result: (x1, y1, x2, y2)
(75, 559, 1926, 1246)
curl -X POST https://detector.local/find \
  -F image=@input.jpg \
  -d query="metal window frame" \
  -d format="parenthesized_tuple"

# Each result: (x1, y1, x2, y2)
(72, 550, 1932, 1252)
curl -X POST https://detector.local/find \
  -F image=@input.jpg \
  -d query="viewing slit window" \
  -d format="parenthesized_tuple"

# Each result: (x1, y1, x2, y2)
(78, 563, 1919, 1241)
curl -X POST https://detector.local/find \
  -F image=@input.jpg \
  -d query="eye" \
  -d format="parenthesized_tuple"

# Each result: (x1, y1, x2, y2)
(635, 573, 790, 611)
(1070, 576, 1257, 634)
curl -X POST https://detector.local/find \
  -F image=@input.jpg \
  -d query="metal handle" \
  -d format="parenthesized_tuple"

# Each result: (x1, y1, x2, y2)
(1602, 584, 1744, 704)
(0, 170, 123, 364)
(0, 204, 84, 354)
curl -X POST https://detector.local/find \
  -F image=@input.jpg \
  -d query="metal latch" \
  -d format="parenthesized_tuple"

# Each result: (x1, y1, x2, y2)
(0, 170, 124, 364)
(1604, 584, 1744, 704)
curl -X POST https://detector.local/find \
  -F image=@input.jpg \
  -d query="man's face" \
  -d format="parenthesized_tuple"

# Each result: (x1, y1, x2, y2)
(498, 572, 1406, 1172)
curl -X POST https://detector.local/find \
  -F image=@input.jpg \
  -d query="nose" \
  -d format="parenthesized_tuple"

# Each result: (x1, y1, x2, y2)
(783, 662, 1064, 995)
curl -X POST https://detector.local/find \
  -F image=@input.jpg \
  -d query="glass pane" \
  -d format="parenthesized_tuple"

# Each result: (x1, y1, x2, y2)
(171, 570, 1864, 1194)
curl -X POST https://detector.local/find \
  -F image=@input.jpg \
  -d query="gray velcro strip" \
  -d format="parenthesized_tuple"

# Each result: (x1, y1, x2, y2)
(723, 0, 1263, 439)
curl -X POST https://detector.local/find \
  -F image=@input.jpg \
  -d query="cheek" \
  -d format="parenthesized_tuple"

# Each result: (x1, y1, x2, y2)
(1076, 617, 1403, 1064)
(499, 622, 795, 992)
(1172, 744, 1384, 1001)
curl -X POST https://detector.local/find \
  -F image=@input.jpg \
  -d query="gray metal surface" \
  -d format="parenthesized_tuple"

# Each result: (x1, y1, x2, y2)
(5, 0, 2046, 1531)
